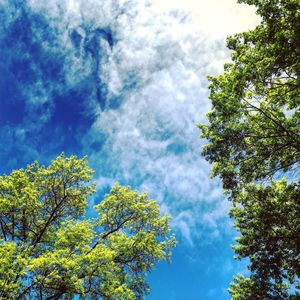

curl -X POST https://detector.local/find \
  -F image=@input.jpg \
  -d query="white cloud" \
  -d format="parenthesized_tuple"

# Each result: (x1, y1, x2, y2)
(76, 0, 259, 244)
(151, 0, 260, 38)
(6, 0, 260, 244)
(202, 200, 231, 228)
(172, 211, 195, 246)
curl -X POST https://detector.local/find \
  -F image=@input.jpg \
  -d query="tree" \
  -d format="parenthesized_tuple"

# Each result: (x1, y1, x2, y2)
(199, 0, 300, 298)
(0, 154, 175, 299)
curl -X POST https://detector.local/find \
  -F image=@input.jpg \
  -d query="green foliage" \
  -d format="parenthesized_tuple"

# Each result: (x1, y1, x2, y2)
(0, 154, 175, 299)
(229, 274, 290, 300)
(199, 0, 300, 298)
(231, 181, 300, 299)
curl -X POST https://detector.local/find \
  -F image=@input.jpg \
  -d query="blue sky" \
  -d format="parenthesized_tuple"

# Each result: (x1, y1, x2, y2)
(0, 0, 259, 299)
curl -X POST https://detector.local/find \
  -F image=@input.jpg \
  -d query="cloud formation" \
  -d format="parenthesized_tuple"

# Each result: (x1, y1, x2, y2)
(74, 0, 252, 243)
(0, 0, 259, 245)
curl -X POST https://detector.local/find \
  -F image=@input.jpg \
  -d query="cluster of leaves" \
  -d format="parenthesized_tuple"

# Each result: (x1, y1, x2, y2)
(199, 0, 300, 299)
(0, 154, 175, 299)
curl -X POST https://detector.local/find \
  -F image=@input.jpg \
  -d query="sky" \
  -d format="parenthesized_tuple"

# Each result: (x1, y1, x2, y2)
(0, 0, 260, 299)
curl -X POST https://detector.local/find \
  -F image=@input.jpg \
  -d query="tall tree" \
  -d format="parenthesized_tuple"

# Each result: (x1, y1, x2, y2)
(0, 154, 175, 299)
(199, 0, 300, 298)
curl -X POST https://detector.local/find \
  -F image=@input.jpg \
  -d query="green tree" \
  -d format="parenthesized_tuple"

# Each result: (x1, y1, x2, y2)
(199, 0, 300, 298)
(0, 154, 175, 299)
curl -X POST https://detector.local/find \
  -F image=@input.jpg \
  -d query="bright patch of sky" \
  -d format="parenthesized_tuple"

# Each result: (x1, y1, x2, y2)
(152, 0, 259, 38)
(0, 0, 259, 298)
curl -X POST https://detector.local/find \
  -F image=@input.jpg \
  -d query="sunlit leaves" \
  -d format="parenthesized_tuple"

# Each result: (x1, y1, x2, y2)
(0, 154, 175, 299)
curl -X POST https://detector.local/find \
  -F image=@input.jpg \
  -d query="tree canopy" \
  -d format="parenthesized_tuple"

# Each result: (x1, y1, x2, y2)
(199, 0, 300, 299)
(0, 154, 175, 299)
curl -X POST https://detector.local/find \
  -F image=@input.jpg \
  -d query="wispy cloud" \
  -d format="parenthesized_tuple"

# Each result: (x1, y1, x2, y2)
(73, 0, 258, 243)
(0, 0, 259, 245)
